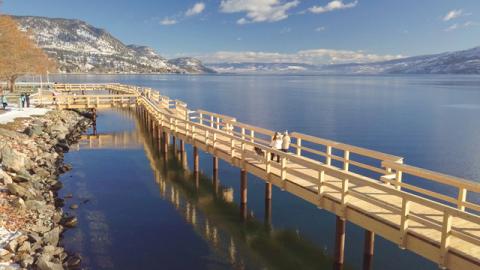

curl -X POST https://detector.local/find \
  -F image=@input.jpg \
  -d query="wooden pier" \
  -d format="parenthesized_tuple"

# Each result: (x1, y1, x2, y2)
(34, 83, 480, 270)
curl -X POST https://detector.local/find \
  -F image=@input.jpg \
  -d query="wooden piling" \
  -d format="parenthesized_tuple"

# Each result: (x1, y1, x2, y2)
(193, 146, 199, 173)
(241, 169, 247, 204)
(179, 139, 185, 153)
(162, 131, 168, 154)
(265, 182, 272, 200)
(363, 230, 375, 270)
(213, 157, 218, 172)
(334, 216, 346, 266)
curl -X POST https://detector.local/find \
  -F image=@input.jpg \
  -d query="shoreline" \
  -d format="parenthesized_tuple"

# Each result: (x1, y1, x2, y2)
(0, 109, 92, 269)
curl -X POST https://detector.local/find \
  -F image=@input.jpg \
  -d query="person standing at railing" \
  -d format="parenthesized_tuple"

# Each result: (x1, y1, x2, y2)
(270, 132, 283, 162)
(282, 131, 291, 153)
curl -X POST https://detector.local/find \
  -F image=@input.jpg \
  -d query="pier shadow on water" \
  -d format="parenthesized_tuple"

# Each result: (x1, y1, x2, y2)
(59, 108, 351, 270)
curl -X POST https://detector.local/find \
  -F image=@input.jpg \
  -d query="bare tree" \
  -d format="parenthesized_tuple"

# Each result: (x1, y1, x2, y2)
(0, 15, 56, 93)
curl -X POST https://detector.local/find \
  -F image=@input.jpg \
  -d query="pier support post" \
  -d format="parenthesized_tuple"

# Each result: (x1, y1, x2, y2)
(240, 169, 247, 204)
(162, 131, 168, 155)
(92, 108, 97, 135)
(172, 136, 176, 151)
(212, 157, 219, 194)
(362, 230, 375, 270)
(240, 169, 248, 220)
(193, 146, 199, 174)
(334, 216, 346, 267)
(179, 139, 185, 153)
(265, 182, 272, 227)
(213, 157, 218, 172)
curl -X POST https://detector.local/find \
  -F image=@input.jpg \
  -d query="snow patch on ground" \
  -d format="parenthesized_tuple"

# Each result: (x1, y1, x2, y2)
(0, 107, 50, 124)
(0, 227, 21, 269)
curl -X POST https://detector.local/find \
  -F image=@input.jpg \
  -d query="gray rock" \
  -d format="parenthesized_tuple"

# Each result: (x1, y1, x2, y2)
(5, 239, 17, 253)
(0, 128, 27, 140)
(37, 256, 64, 270)
(61, 216, 78, 228)
(25, 200, 46, 211)
(43, 227, 61, 246)
(1, 147, 26, 173)
(17, 241, 31, 253)
(7, 183, 31, 199)
(27, 232, 42, 244)
(12, 172, 32, 183)
(24, 124, 44, 137)
(69, 204, 78, 210)
(20, 254, 34, 268)
(12, 197, 25, 208)
(0, 248, 10, 256)
(7, 183, 30, 197)
(65, 254, 81, 268)
(0, 169, 12, 184)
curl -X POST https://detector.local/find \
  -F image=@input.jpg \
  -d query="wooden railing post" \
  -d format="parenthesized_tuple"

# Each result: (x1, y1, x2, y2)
(326, 145, 332, 166)
(343, 150, 350, 171)
(317, 170, 325, 208)
(439, 212, 452, 268)
(281, 155, 287, 190)
(457, 188, 467, 211)
(296, 138, 302, 156)
(399, 198, 411, 249)
(230, 138, 235, 158)
(395, 170, 403, 190)
(265, 150, 271, 174)
(250, 130, 255, 143)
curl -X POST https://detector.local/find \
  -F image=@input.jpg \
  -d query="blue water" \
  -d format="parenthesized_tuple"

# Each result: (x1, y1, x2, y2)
(56, 74, 480, 270)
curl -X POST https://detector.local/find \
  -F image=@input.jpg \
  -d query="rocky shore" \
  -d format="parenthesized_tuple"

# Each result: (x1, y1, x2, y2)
(0, 110, 92, 269)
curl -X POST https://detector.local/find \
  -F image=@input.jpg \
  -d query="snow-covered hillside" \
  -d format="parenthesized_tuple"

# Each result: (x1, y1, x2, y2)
(14, 16, 214, 74)
(319, 46, 480, 74)
(205, 47, 480, 75)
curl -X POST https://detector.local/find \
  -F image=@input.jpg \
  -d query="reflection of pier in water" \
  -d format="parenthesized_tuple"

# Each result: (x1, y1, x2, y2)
(133, 110, 342, 270)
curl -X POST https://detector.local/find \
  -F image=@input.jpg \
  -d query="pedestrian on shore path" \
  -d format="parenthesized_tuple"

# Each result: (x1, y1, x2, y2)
(270, 132, 283, 162)
(26, 93, 31, 108)
(19, 94, 25, 110)
(282, 131, 291, 153)
(1, 95, 7, 110)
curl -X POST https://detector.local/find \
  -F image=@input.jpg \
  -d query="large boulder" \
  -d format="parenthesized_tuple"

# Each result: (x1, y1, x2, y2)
(0, 168, 12, 184)
(43, 227, 61, 246)
(7, 183, 32, 199)
(37, 256, 64, 270)
(1, 148, 24, 173)
(24, 124, 44, 137)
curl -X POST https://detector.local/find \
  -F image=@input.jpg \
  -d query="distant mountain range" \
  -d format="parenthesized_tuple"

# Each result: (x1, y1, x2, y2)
(206, 46, 480, 75)
(13, 15, 479, 75)
(14, 16, 214, 74)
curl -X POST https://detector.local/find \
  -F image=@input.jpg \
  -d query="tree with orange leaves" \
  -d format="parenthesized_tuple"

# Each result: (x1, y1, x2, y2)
(0, 15, 56, 93)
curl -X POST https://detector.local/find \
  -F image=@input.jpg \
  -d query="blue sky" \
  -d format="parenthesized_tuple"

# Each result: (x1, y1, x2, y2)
(2, 0, 480, 64)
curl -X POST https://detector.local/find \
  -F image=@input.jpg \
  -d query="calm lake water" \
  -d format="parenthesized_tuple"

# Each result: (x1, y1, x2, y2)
(55, 74, 480, 270)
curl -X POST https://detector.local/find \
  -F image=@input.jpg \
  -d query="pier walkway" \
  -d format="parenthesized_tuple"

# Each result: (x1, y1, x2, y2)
(33, 83, 480, 270)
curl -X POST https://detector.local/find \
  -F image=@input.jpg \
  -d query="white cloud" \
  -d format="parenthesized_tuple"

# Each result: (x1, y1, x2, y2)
(160, 18, 178, 25)
(443, 9, 463, 21)
(196, 49, 403, 65)
(315, 26, 326, 32)
(186, 2, 206, 16)
(445, 21, 478, 32)
(220, 0, 300, 24)
(309, 0, 358, 14)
